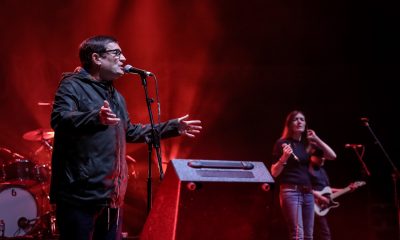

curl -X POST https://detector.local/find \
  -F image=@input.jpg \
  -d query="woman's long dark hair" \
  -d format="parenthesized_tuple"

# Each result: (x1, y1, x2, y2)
(280, 110, 309, 146)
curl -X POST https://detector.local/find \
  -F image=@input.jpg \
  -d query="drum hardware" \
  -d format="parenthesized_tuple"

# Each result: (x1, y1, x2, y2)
(2, 159, 38, 186)
(1, 143, 55, 238)
(126, 155, 138, 179)
(0, 147, 15, 171)
(41, 139, 53, 152)
(12, 152, 25, 159)
(0, 219, 5, 238)
(32, 140, 52, 185)
(1, 164, 5, 182)
(34, 164, 51, 184)
(17, 216, 38, 231)
(0, 147, 35, 185)
(0, 128, 56, 238)
(34, 210, 59, 239)
(0, 147, 13, 159)
(1, 147, 17, 182)
(50, 214, 57, 237)
(22, 129, 54, 142)
(22, 128, 53, 170)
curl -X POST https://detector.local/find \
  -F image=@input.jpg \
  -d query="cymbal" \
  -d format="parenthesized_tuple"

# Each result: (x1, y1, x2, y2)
(23, 128, 54, 141)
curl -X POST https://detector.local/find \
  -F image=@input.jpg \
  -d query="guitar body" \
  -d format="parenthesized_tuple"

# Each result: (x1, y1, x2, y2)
(314, 181, 366, 216)
(314, 186, 339, 216)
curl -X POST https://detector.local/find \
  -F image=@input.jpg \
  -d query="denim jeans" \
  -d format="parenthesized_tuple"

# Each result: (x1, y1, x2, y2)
(280, 188, 314, 240)
(56, 202, 123, 240)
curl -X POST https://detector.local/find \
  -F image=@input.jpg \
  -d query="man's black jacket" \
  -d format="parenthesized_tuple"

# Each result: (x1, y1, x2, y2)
(50, 68, 179, 207)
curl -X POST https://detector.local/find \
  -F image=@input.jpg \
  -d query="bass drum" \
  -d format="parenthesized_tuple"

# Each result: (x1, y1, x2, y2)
(0, 185, 38, 237)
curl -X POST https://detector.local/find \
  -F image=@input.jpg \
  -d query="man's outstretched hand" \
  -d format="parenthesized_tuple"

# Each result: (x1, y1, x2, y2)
(177, 114, 202, 138)
(99, 100, 120, 125)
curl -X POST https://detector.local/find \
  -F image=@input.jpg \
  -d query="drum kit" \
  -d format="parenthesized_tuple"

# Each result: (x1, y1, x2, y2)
(0, 129, 57, 239)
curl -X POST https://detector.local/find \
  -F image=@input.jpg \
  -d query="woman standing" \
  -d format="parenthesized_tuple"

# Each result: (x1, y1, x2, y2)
(270, 110, 336, 240)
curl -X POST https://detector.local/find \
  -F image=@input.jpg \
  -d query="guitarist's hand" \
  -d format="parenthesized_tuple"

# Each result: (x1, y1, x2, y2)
(348, 183, 357, 192)
(314, 191, 330, 205)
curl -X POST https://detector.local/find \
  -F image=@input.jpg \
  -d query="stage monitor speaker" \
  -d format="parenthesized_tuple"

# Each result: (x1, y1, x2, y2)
(140, 159, 275, 240)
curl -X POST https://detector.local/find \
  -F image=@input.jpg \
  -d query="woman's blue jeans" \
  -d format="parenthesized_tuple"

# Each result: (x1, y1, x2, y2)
(280, 188, 315, 240)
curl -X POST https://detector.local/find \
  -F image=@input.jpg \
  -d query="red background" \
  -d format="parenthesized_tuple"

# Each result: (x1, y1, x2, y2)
(0, 1, 398, 239)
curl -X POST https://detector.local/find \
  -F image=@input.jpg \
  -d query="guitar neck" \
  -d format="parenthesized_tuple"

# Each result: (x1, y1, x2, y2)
(331, 187, 351, 199)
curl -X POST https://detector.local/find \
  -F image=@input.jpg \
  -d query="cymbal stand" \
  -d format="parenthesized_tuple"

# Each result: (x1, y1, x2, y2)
(41, 139, 53, 152)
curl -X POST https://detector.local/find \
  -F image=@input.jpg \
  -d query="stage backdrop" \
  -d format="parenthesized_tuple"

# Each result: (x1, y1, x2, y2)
(0, 1, 398, 239)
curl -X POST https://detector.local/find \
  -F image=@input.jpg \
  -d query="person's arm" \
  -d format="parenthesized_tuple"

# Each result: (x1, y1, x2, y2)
(51, 80, 105, 132)
(271, 156, 287, 177)
(271, 143, 293, 177)
(125, 114, 202, 143)
(307, 129, 337, 160)
(330, 187, 342, 193)
(176, 114, 202, 138)
(99, 100, 120, 125)
(331, 184, 357, 194)
(312, 190, 330, 204)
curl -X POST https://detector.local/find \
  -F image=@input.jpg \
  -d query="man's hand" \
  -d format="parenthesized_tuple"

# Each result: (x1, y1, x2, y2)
(99, 100, 120, 125)
(313, 191, 330, 206)
(177, 114, 202, 138)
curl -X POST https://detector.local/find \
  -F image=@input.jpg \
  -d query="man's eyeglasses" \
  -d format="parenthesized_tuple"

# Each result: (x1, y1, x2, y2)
(102, 49, 123, 58)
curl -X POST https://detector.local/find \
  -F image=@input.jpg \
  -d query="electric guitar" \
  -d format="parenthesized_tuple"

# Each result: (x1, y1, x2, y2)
(314, 181, 366, 216)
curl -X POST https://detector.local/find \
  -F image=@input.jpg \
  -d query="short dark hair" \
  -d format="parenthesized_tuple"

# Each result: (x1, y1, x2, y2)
(311, 148, 324, 158)
(79, 35, 118, 70)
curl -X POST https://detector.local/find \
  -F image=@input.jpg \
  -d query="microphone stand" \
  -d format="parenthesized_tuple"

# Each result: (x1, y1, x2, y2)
(351, 146, 371, 177)
(138, 73, 164, 215)
(362, 119, 400, 239)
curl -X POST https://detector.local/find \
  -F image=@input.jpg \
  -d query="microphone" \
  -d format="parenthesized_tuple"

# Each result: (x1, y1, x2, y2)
(123, 64, 154, 77)
(17, 217, 37, 229)
(345, 144, 364, 148)
(282, 143, 299, 161)
(360, 117, 369, 126)
(291, 153, 299, 161)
